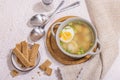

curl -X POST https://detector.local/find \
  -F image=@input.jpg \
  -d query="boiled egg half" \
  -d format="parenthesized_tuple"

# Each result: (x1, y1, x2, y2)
(59, 26, 74, 43)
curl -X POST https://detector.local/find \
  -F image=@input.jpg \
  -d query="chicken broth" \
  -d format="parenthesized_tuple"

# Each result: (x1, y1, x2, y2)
(59, 20, 95, 55)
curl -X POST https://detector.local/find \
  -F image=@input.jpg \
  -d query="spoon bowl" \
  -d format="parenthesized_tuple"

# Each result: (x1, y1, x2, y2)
(30, 27, 45, 42)
(30, 14, 48, 27)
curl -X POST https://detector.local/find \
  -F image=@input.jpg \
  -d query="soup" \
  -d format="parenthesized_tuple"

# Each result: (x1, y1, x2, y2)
(59, 20, 95, 55)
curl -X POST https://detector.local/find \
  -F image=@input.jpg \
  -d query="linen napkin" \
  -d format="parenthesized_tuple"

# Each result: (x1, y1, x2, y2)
(58, 0, 120, 80)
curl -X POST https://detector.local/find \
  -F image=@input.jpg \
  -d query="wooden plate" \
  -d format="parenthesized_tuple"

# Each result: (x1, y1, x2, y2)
(46, 16, 92, 65)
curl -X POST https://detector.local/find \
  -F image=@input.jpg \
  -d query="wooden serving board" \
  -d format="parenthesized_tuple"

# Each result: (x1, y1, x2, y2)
(46, 16, 92, 65)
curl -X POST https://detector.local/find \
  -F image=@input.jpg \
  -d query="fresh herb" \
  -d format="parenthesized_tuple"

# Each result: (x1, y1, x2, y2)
(66, 49, 72, 53)
(77, 48, 85, 54)
(78, 21, 83, 25)
(59, 31, 63, 37)
(68, 22, 73, 26)
(60, 31, 63, 34)
(60, 41, 63, 45)
(70, 25, 77, 33)
(77, 51, 81, 54)
(90, 43, 93, 47)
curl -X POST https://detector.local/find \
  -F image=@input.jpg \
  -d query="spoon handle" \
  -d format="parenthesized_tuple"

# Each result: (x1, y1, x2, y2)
(48, 0, 65, 17)
(57, 1, 80, 13)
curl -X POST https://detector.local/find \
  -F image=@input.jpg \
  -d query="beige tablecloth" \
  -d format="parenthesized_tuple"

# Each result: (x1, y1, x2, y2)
(58, 0, 120, 80)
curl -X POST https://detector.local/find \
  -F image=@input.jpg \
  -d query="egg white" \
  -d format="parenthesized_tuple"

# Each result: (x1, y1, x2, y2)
(60, 26, 74, 43)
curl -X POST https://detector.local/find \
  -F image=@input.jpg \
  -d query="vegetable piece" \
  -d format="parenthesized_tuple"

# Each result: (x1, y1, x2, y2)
(78, 21, 83, 25)
(60, 41, 63, 45)
(66, 49, 72, 53)
(90, 43, 93, 47)
(68, 22, 73, 26)
(77, 48, 85, 54)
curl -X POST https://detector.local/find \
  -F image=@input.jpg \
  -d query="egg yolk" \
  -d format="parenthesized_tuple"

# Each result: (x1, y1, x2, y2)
(60, 32, 72, 41)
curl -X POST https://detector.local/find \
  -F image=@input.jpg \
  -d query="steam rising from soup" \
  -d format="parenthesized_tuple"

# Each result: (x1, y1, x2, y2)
(59, 20, 94, 55)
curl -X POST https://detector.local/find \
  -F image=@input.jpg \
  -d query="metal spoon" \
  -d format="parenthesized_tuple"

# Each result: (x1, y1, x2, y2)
(30, 0, 65, 42)
(30, 1, 80, 27)
(30, 1, 80, 42)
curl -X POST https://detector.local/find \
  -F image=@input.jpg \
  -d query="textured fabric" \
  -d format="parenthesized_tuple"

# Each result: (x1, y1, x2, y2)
(59, 0, 120, 80)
